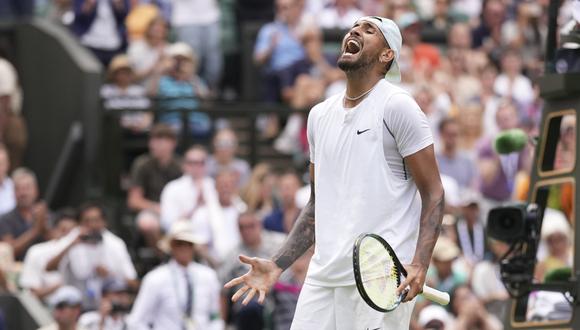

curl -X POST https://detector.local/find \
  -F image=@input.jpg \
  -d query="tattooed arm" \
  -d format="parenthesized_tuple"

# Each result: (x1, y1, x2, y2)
(397, 145, 445, 302)
(224, 163, 315, 304)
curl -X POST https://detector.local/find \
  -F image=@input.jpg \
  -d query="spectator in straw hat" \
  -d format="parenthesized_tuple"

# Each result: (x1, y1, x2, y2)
(101, 54, 152, 133)
(426, 236, 468, 295)
(128, 220, 224, 330)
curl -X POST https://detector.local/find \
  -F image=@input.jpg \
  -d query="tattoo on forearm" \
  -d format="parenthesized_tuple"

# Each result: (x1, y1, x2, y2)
(415, 193, 445, 268)
(272, 199, 315, 270)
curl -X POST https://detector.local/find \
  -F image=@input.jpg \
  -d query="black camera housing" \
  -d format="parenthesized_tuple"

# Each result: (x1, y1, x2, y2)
(487, 203, 539, 244)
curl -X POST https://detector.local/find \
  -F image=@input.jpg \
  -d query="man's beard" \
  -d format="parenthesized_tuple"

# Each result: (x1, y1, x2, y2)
(337, 52, 375, 74)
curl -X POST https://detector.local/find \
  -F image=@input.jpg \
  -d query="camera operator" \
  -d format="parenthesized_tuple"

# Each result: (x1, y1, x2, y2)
(46, 201, 137, 311)
(78, 278, 133, 330)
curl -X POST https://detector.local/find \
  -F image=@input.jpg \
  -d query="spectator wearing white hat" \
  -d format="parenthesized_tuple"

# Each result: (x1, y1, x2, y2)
(535, 208, 573, 282)
(149, 42, 211, 139)
(39, 285, 86, 330)
(168, 0, 222, 93)
(454, 189, 487, 267)
(127, 220, 224, 330)
(417, 304, 454, 330)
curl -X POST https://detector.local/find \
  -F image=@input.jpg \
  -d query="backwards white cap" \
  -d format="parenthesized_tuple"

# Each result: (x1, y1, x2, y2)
(355, 16, 403, 83)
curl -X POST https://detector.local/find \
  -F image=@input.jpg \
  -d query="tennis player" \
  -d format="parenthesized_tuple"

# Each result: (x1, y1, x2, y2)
(225, 16, 444, 329)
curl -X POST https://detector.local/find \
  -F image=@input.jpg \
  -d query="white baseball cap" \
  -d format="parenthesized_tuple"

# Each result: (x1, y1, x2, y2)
(355, 16, 403, 83)
(48, 286, 83, 308)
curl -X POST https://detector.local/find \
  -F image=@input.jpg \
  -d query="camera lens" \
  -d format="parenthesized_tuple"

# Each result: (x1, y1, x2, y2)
(500, 217, 515, 229)
(487, 205, 526, 243)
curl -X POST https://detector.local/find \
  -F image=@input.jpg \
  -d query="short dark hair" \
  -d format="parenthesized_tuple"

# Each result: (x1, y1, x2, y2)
(77, 201, 106, 221)
(438, 117, 457, 133)
(55, 207, 78, 225)
(150, 123, 177, 140)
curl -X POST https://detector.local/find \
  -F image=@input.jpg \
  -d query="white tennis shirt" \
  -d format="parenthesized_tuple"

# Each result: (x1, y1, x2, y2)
(306, 79, 433, 287)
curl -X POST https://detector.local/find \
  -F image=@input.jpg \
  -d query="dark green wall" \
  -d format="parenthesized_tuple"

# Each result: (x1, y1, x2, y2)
(10, 19, 102, 207)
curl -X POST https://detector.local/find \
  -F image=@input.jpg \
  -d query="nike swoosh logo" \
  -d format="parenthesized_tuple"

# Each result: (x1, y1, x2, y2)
(357, 129, 370, 135)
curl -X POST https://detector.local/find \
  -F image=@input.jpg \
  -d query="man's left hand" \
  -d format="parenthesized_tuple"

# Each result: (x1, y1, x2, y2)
(396, 263, 427, 302)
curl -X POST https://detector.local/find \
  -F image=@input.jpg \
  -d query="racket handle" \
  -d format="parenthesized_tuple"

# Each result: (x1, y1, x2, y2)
(421, 285, 450, 306)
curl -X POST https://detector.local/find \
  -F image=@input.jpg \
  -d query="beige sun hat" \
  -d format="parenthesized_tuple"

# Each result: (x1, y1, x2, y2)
(158, 220, 209, 253)
(432, 236, 460, 262)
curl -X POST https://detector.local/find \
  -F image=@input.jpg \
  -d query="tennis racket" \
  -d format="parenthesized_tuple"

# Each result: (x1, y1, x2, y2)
(353, 233, 450, 312)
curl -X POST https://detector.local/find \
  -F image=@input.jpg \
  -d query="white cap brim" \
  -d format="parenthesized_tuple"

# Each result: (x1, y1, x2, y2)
(356, 16, 402, 83)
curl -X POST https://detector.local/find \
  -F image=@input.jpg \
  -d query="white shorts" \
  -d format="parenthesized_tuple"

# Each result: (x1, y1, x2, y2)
(290, 283, 415, 330)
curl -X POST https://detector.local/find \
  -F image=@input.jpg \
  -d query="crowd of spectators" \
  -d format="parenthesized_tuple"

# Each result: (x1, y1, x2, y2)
(0, 0, 579, 329)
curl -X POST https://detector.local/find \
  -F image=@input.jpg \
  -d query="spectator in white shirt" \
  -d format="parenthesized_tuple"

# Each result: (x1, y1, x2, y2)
(160, 145, 219, 232)
(191, 169, 246, 267)
(46, 201, 137, 310)
(318, 0, 364, 29)
(19, 208, 77, 302)
(127, 220, 224, 330)
(127, 15, 170, 84)
(493, 48, 534, 108)
(0, 144, 14, 216)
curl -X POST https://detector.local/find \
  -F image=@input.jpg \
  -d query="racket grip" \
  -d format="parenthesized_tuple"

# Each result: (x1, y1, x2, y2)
(421, 286, 450, 306)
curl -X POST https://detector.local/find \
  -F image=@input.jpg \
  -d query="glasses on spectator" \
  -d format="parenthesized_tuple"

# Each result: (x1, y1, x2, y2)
(215, 140, 236, 149)
(185, 158, 206, 166)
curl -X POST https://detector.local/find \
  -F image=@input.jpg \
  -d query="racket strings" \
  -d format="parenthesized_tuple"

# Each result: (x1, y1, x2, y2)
(358, 238, 400, 309)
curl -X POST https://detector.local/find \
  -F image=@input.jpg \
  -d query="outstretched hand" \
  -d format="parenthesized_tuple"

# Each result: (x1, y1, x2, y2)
(224, 255, 283, 305)
(396, 263, 427, 302)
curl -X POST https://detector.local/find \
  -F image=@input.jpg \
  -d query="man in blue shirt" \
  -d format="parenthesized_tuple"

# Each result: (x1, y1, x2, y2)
(253, 0, 308, 102)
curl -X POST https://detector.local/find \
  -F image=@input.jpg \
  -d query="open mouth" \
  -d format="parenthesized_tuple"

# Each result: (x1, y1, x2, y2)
(344, 39, 361, 55)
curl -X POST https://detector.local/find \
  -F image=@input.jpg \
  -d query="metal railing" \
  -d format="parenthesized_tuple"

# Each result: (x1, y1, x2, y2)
(100, 100, 308, 197)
